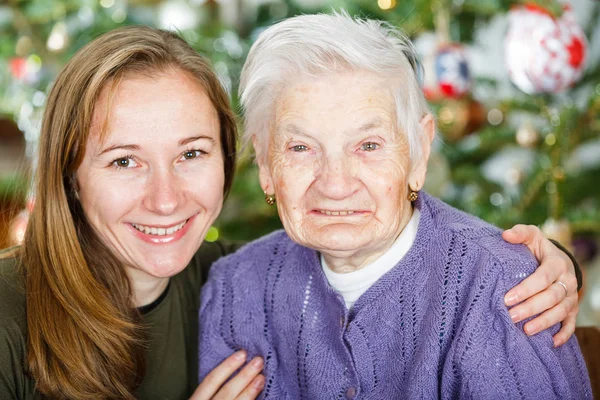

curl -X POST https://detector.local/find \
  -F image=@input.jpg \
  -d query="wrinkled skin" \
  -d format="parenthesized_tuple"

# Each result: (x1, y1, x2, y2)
(258, 70, 433, 271)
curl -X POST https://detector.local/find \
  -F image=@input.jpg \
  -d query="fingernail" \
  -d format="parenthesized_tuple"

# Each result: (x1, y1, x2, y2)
(250, 357, 263, 369)
(253, 376, 265, 389)
(525, 323, 537, 335)
(509, 310, 520, 322)
(505, 293, 518, 306)
(234, 350, 246, 361)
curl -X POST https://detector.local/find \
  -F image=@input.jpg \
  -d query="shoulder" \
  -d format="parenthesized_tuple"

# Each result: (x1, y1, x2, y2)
(201, 230, 301, 309)
(421, 193, 538, 293)
(174, 239, 245, 295)
(208, 230, 297, 280)
(0, 248, 33, 397)
(0, 248, 27, 327)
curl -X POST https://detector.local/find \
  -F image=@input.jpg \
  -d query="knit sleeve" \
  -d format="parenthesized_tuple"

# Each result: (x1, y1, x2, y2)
(443, 249, 592, 400)
(198, 262, 238, 382)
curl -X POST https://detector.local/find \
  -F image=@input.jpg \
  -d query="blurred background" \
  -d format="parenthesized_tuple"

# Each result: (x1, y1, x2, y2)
(0, 0, 598, 326)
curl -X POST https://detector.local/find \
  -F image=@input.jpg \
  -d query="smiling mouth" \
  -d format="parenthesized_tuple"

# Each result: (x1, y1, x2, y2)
(131, 220, 188, 236)
(317, 210, 357, 216)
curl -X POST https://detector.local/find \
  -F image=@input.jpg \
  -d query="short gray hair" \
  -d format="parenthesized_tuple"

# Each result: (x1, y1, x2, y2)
(239, 11, 430, 163)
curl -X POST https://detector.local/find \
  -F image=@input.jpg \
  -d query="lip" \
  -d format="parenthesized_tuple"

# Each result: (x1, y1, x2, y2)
(127, 214, 197, 244)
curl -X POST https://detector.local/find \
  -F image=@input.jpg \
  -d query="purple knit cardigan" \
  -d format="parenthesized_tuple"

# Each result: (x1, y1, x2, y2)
(199, 193, 591, 399)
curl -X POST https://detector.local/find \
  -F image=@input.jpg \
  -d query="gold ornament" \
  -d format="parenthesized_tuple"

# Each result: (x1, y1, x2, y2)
(437, 98, 486, 142)
(541, 218, 572, 250)
(516, 122, 540, 148)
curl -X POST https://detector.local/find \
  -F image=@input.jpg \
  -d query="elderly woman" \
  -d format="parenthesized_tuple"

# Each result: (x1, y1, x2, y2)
(199, 14, 591, 399)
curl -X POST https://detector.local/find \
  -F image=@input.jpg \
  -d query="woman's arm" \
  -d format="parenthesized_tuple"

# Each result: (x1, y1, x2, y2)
(0, 325, 26, 399)
(502, 225, 580, 347)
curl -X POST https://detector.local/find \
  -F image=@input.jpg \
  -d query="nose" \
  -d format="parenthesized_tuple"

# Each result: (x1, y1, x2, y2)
(314, 152, 360, 200)
(142, 168, 182, 215)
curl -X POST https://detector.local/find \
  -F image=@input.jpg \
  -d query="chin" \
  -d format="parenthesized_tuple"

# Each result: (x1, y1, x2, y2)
(141, 252, 192, 278)
(145, 263, 187, 278)
(302, 231, 371, 254)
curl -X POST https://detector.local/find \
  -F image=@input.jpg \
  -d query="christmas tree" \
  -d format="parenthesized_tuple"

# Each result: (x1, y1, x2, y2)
(0, 0, 598, 245)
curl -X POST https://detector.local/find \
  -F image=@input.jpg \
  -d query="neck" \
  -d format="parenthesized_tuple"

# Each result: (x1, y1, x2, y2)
(126, 267, 170, 307)
(323, 207, 414, 273)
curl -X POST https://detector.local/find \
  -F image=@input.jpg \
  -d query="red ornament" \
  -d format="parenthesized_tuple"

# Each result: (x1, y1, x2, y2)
(423, 43, 471, 100)
(505, 3, 588, 94)
(9, 58, 27, 80)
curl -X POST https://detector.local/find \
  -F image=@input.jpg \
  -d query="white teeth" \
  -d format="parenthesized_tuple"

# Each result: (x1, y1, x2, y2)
(132, 220, 187, 236)
(319, 210, 355, 216)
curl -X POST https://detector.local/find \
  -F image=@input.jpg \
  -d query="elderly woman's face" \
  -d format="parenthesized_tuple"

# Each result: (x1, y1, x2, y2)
(259, 71, 430, 262)
(76, 70, 224, 280)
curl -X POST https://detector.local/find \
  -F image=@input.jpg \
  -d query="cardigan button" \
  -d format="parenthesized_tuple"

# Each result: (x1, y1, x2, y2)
(346, 386, 356, 399)
(339, 317, 344, 328)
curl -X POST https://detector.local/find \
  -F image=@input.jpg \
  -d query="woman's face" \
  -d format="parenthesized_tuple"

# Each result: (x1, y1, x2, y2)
(259, 70, 430, 264)
(76, 69, 224, 280)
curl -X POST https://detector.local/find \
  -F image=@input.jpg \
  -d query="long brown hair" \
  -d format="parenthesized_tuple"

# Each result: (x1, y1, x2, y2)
(16, 26, 237, 399)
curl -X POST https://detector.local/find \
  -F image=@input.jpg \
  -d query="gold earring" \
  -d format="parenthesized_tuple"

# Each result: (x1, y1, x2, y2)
(265, 193, 276, 206)
(408, 187, 418, 202)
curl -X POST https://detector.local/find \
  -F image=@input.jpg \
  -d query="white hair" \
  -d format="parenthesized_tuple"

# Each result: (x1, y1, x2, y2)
(239, 11, 431, 164)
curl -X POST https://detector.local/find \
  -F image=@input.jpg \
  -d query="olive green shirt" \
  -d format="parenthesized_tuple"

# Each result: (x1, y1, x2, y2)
(0, 241, 238, 400)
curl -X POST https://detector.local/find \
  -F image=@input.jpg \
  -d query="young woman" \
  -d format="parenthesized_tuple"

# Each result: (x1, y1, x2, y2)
(0, 26, 263, 399)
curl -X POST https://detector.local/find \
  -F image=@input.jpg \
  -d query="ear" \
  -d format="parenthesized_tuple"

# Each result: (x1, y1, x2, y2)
(252, 135, 275, 194)
(408, 113, 435, 191)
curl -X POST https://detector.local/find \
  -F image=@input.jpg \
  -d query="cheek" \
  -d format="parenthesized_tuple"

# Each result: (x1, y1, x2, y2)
(363, 159, 409, 185)
(361, 162, 408, 204)
(80, 179, 138, 226)
(183, 161, 226, 208)
(272, 165, 314, 207)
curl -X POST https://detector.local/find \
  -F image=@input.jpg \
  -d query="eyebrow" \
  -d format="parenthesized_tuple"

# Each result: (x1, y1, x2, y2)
(278, 118, 385, 139)
(358, 118, 384, 132)
(279, 123, 306, 137)
(97, 143, 140, 157)
(179, 135, 216, 146)
(97, 135, 216, 157)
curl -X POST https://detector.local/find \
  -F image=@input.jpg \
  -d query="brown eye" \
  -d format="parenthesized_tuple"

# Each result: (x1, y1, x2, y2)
(291, 145, 308, 152)
(361, 142, 379, 151)
(112, 157, 137, 168)
(181, 150, 205, 161)
(184, 151, 197, 159)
